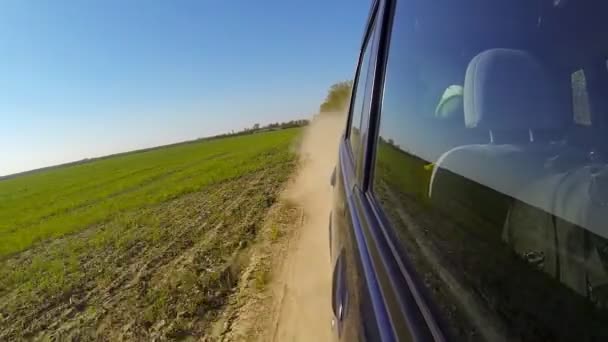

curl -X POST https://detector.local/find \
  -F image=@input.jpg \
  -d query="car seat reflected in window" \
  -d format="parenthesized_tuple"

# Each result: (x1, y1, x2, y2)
(372, 0, 608, 340)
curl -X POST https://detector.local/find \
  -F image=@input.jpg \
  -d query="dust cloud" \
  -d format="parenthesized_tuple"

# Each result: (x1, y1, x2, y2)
(271, 112, 346, 341)
(288, 112, 345, 210)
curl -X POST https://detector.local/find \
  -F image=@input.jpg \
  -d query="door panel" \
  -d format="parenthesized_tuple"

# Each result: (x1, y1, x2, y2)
(330, 1, 383, 339)
(331, 1, 410, 341)
(332, 145, 385, 342)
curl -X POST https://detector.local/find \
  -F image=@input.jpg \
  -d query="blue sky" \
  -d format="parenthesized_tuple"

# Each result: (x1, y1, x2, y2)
(0, 0, 370, 176)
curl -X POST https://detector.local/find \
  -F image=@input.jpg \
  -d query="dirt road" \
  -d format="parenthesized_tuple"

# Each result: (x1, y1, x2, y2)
(269, 114, 344, 341)
(209, 114, 345, 341)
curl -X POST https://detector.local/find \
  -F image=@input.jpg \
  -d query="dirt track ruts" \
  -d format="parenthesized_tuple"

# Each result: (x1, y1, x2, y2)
(268, 114, 344, 341)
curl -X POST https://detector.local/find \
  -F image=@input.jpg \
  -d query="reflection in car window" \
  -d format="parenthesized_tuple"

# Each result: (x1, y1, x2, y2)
(349, 18, 375, 161)
(372, 0, 608, 340)
(572, 69, 592, 126)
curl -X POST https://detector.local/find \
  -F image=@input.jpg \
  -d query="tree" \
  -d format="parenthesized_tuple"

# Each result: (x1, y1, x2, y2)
(319, 80, 353, 113)
(252, 123, 260, 130)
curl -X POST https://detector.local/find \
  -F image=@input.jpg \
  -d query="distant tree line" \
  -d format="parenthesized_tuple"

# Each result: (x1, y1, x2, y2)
(261, 119, 309, 130)
(320, 80, 353, 113)
(0, 119, 309, 181)
(211, 119, 309, 139)
(378, 135, 399, 149)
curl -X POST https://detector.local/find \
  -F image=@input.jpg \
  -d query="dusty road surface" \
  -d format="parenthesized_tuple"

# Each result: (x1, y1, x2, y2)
(269, 114, 344, 342)
(209, 114, 344, 341)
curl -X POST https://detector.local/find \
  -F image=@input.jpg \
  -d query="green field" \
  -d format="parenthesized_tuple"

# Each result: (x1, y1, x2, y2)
(0, 128, 300, 340)
(0, 129, 298, 257)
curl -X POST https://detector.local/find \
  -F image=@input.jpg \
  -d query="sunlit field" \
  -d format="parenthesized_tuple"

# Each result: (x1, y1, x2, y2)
(0, 128, 300, 340)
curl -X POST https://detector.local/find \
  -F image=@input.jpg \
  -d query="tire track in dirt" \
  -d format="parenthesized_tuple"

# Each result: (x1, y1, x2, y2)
(268, 114, 343, 342)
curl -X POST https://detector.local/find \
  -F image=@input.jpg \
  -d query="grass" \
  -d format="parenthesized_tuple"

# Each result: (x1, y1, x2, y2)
(0, 127, 301, 340)
(0, 128, 299, 257)
(269, 224, 281, 241)
(253, 268, 270, 291)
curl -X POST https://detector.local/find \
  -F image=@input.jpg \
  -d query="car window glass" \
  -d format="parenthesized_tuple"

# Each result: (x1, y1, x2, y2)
(349, 18, 376, 163)
(372, 0, 608, 340)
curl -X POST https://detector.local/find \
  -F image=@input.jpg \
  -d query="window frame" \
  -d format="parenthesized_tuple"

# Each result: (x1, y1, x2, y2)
(361, 0, 452, 338)
(361, 0, 394, 193)
(356, 20, 384, 179)
(345, 2, 379, 176)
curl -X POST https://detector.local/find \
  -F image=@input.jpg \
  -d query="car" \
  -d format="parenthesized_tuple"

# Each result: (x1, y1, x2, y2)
(329, 0, 608, 340)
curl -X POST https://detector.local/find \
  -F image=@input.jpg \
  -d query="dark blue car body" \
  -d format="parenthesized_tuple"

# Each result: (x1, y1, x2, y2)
(329, 2, 443, 341)
(330, 0, 608, 341)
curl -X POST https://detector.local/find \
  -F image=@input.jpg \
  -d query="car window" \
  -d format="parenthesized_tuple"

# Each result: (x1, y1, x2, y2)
(348, 17, 376, 164)
(372, 0, 608, 340)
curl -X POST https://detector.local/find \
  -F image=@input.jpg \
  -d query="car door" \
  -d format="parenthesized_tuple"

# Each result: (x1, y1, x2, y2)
(363, 0, 608, 341)
(333, 0, 484, 340)
(330, 1, 384, 341)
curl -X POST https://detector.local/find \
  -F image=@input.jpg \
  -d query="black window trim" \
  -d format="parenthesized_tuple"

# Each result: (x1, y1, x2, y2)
(356, 21, 383, 180)
(345, 1, 380, 170)
(361, 0, 391, 193)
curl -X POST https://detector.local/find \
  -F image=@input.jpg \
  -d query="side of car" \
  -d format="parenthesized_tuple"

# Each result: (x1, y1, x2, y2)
(331, 0, 608, 341)
(329, 1, 442, 341)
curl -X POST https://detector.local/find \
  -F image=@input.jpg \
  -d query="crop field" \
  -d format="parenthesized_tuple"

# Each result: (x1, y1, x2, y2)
(0, 128, 300, 340)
